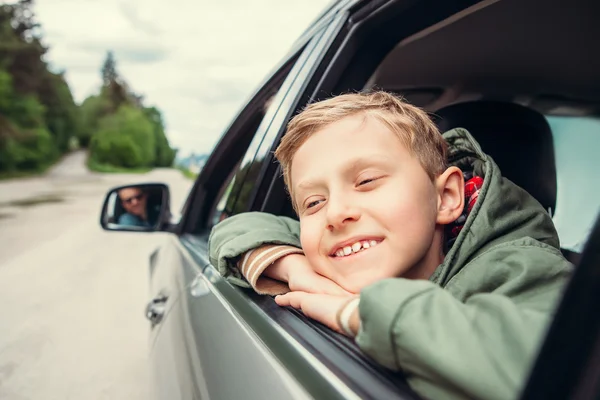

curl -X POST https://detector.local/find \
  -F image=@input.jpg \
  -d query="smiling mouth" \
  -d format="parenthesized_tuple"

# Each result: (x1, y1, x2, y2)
(331, 239, 382, 258)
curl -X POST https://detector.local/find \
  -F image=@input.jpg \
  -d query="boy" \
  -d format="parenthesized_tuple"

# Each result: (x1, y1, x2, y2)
(209, 92, 572, 400)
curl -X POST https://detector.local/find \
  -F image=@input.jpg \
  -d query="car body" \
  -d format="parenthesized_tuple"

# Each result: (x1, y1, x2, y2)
(100, 0, 600, 398)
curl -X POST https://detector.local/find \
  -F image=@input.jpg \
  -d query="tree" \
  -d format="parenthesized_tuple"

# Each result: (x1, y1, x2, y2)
(0, 4, 176, 173)
(101, 50, 117, 87)
(0, 0, 80, 173)
(99, 50, 130, 112)
(0, 1, 47, 95)
(38, 72, 81, 151)
(144, 106, 176, 167)
(89, 105, 156, 168)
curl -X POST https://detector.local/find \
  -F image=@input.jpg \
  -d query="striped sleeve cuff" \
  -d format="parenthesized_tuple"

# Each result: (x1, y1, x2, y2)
(237, 244, 304, 295)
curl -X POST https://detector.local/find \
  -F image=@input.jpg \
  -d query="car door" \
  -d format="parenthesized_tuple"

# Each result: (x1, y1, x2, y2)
(152, 1, 496, 399)
(147, 22, 335, 400)
(149, 0, 600, 398)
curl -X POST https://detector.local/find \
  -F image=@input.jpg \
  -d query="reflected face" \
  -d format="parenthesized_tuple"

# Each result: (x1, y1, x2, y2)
(118, 188, 147, 218)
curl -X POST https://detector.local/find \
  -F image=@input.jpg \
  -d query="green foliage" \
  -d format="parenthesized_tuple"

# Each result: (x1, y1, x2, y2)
(101, 50, 117, 87)
(177, 166, 198, 180)
(89, 105, 155, 168)
(83, 56, 177, 170)
(0, 123, 57, 171)
(79, 94, 111, 147)
(40, 72, 81, 151)
(0, 1, 78, 174)
(0, 66, 58, 172)
(144, 106, 177, 167)
(0, 1, 177, 175)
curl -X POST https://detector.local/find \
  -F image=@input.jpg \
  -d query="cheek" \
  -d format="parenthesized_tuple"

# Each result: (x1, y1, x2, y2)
(374, 183, 438, 246)
(299, 219, 320, 256)
(385, 178, 436, 217)
(299, 219, 328, 272)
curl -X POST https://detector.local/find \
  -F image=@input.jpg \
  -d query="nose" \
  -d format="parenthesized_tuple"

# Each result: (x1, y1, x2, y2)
(326, 194, 360, 231)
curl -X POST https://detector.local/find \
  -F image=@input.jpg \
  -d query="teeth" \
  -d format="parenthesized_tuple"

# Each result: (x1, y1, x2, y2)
(334, 240, 380, 257)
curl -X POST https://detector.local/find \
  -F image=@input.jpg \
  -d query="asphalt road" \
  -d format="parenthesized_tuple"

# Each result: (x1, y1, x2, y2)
(0, 151, 194, 400)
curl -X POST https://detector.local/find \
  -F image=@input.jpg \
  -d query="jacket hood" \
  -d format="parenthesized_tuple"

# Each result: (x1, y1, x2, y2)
(430, 128, 560, 286)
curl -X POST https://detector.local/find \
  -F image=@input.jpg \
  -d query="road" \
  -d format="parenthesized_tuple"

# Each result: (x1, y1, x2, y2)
(0, 151, 194, 400)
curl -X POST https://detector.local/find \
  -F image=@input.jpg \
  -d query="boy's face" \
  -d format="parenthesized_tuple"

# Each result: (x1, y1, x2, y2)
(291, 115, 453, 293)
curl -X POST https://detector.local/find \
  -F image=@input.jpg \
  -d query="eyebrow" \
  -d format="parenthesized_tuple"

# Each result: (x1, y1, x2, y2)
(343, 155, 394, 175)
(294, 155, 393, 196)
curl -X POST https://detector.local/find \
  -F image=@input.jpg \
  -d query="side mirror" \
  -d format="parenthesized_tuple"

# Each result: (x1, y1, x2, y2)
(100, 183, 172, 232)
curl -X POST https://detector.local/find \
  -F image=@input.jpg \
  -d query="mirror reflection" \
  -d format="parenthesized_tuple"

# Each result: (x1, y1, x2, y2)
(104, 184, 166, 230)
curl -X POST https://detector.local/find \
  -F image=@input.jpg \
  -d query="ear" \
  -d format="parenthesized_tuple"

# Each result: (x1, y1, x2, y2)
(435, 166, 464, 225)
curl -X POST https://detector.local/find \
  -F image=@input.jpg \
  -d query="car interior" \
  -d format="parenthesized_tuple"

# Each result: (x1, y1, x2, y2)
(266, 0, 598, 266)
(198, 0, 598, 396)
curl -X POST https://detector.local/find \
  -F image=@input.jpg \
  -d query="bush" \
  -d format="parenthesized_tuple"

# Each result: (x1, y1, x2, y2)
(79, 94, 112, 147)
(144, 106, 176, 167)
(89, 105, 156, 168)
(89, 131, 142, 168)
(0, 125, 57, 171)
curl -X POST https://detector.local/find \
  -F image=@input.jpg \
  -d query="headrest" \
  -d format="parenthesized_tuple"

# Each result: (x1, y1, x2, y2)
(433, 101, 557, 213)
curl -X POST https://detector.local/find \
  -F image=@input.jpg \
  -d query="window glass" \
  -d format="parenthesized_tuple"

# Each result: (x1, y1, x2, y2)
(205, 50, 304, 229)
(206, 96, 278, 229)
(547, 115, 600, 252)
(210, 165, 239, 227)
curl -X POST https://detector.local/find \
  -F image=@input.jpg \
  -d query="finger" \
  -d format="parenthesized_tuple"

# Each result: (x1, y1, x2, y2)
(275, 291, 309, 308)
(274, 294, 289, 306)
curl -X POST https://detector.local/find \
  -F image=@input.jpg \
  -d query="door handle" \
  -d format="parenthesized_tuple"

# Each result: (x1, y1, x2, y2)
(145, 295, 168, 326)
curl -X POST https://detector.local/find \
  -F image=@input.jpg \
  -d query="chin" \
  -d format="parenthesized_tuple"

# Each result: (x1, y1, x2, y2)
(343, 265, 405, 292)
(339, 274, 382, 294)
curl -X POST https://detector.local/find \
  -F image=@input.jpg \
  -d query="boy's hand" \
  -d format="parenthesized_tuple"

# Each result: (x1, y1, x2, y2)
(275, 292, 360, 336)
(266, 254, 353, 296)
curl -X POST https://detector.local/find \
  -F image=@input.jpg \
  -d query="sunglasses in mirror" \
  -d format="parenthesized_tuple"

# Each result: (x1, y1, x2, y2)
(123, 193, 145, 204)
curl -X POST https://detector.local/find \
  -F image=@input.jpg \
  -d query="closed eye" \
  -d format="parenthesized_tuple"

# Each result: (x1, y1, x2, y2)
(307, 199, 323, 209)
(358, 177, 378, 186)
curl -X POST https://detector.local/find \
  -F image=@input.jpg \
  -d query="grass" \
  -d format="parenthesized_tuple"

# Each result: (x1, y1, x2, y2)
(87, 158, 152, 174)
(0, 161, 55, 181)
(177, 167, 198, 180)
(0, 169, 44, 180)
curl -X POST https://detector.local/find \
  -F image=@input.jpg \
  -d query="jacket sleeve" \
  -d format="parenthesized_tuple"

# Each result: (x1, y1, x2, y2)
(355, 245, 572, 400)
(237, 244, 303, 295)
(208, 212, 302, 289)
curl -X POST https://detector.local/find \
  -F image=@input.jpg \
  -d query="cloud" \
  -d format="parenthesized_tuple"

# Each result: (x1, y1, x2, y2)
(74, 41, 170, 64)
(36, 0, 331, 155)
(118, 2, 163, 37)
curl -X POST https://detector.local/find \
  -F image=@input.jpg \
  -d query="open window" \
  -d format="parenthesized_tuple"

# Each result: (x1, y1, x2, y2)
(235, 0, 598, 397)
(178, 43, 310, 234)
(256, 0, 600, 258)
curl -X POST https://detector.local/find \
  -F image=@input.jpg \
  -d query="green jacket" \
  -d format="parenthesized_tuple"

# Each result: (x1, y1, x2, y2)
(208, 128, 572, 400)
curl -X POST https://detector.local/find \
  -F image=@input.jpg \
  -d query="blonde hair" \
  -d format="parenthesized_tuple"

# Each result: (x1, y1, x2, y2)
(275, 91, 448, 210)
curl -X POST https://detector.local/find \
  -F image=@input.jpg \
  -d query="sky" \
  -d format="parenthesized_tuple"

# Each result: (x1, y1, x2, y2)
(35, 0, 332, 156)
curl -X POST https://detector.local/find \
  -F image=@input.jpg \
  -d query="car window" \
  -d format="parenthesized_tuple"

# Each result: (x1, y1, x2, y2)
(203, 44, 308, 230)
(546, 115, 600, 252)
(209, 162, 240, 227)
(206, 93, 282, 229)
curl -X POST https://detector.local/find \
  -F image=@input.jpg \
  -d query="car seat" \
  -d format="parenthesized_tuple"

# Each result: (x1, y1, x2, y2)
(432, 101, 557, 214)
